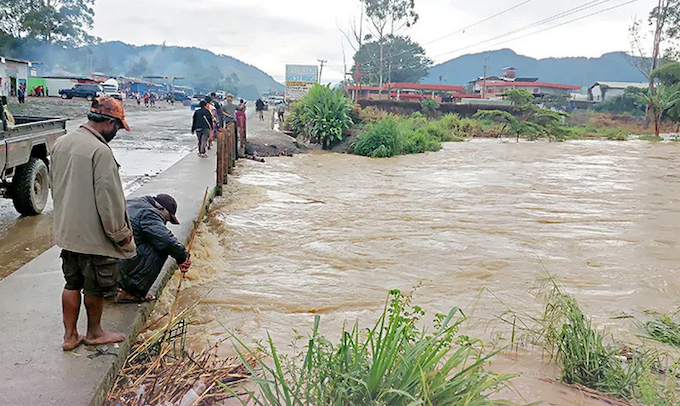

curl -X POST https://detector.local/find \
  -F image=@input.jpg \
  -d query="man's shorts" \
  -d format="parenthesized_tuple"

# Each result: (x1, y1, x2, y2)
(60, 250, 120, 296)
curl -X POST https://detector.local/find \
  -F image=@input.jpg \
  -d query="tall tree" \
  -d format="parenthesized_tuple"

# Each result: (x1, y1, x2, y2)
(353, 36, 431, 84)
(630, 0, 680, 135)
(362, 0, 419, 96)
(0, 0, 98, 46)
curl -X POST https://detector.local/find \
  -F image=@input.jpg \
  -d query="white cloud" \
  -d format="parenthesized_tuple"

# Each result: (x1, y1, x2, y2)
(92, 0, 659, 83)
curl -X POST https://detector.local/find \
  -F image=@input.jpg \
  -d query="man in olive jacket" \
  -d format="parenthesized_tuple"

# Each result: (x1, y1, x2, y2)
(117, 194, 191, 302)
(51, 97, 136, 351)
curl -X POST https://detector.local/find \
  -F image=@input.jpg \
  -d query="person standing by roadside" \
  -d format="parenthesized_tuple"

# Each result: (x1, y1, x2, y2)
(17, 85, 25, 104)
(51, 97, 136, 351)
(191, 100, 212, 158)
(255, 98, 265, 121)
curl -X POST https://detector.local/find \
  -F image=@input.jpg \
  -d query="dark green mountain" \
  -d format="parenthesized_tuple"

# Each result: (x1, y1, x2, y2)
(4, 39, 283, 99)
(424, 48, 647, 88)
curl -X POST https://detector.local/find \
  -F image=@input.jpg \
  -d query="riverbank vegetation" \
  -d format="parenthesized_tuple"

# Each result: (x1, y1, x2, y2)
(285, 85, 680, 159)
(509, 277, 680, 406)
(227, 290, 517, 406)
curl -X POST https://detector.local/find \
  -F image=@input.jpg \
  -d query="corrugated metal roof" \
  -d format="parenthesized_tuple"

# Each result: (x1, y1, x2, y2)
(591, 81, 649, 89)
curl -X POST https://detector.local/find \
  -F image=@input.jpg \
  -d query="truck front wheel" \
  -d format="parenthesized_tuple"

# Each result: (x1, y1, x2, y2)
(12, 158, 50, 216)
(61, 93, 68, 99)
(86, 95, 94, 101)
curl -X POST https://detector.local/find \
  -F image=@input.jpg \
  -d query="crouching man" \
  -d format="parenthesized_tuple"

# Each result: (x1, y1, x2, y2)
(116, 194, 192, 303)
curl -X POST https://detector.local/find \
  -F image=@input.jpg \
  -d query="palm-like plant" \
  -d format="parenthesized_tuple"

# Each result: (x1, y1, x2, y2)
(292, 85, 354, 150)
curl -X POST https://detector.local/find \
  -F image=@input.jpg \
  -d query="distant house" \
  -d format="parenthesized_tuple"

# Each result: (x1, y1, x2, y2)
(470, 67, 580, 99)
(588, 81, 649, 102)
(0, 56, 35, 98)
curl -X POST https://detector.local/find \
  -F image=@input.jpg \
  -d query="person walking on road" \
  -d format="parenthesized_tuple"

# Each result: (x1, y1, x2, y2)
(51, 97, 136, 351)
(191, 100, 212, 158)
(277, 103, 285, 125)
(255, 98, 265, 121)
(117, 194, 191, 303)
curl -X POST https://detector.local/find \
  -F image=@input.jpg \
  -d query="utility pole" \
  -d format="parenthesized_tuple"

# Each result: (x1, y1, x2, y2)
(482, 57, 488, 99)
(318, 59, 327, 84)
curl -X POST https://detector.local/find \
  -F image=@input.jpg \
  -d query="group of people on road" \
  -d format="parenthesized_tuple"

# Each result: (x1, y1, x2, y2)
(191, 93, 244, 158)
(52, 96, 192, 351)
(255, 97, 286, 126)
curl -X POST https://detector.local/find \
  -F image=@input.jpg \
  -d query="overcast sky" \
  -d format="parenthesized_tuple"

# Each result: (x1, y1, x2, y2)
(92, 0, 658, 83)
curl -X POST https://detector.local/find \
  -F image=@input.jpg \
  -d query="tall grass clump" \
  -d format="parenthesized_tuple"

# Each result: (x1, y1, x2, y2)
(227, 290, 518, 406)
(536, 278, 658, 401)
(642, 312, 680, 347)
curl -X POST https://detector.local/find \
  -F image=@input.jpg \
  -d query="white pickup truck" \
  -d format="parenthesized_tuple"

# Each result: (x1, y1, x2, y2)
(0, 102, 66, 215)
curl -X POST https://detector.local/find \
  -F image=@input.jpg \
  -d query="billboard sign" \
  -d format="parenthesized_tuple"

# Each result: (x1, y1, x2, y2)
(285, 64, 318, 101)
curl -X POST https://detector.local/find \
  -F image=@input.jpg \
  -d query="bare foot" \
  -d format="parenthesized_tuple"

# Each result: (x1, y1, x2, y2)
(84, 330, 126, 346)
(63, 333, 84, 351)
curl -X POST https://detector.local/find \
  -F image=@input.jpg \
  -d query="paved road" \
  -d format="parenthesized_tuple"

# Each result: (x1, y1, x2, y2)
(0, 106, 196, 280)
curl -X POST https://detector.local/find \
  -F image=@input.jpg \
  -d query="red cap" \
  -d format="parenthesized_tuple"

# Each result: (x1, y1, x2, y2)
(90, 97, 130, 131)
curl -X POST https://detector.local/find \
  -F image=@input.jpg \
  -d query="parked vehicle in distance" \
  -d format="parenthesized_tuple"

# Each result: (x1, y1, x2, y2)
(59, 84, 104, 101)
(167, 92, 190, 102)
(0, 103, 67, 215)
(100, 84, 123, 100)
(190, 94, 207, 110)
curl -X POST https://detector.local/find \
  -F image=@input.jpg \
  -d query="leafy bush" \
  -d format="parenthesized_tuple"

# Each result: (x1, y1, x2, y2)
(353, 115, 448, 158)
(353, 115, 404, 158)
(228, 290, 517, 406)
(288, 85, 353, 149)
(420, 97, 440, 115)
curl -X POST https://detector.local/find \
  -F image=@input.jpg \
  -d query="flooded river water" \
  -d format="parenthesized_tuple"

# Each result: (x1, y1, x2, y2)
(160, 139, 680, 405)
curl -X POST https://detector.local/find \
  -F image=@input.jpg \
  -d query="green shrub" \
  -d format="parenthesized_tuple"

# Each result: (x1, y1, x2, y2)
(227, 290, 517, 406)
(420, 97, 440, 115)
(353, 115, 403, 158)
(402, 131, 442, 154)
(438, 113, 461, 131)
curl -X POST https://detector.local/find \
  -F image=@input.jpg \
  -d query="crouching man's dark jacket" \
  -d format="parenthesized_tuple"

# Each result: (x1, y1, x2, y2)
(119, 196, 188, 298)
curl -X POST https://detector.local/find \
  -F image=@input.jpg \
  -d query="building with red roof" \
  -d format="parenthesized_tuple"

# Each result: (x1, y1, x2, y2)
(471, 67, 580, 99)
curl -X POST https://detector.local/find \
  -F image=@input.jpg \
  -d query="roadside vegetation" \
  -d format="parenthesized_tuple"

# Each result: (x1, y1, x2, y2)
(227, 290, 517, 406)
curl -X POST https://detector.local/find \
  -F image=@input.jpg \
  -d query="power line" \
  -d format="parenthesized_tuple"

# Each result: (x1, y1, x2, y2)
(358, 0, 621, 75)
(432, 0, 638, 60)
(426, 0, 536, 46)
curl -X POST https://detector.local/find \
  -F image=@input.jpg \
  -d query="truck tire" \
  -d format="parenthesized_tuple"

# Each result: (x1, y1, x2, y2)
(61, 93, 68, 99)
(86, 95, 94, 101)
(12, 158, 50, 216)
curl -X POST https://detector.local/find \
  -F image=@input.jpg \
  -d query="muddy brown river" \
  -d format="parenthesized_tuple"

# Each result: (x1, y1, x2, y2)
(156, 139, 680, 405)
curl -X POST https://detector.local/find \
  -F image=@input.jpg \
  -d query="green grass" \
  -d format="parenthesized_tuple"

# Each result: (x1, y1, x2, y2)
(225, 290, 518, 406)
(535, 278, 657, 401)
(639, 135, 664, 142)
(643, 313, 680, 347)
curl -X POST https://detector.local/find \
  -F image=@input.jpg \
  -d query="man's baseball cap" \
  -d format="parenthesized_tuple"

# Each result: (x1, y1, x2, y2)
(90, 97, 130, 131)
(154, 194, 179, 224)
